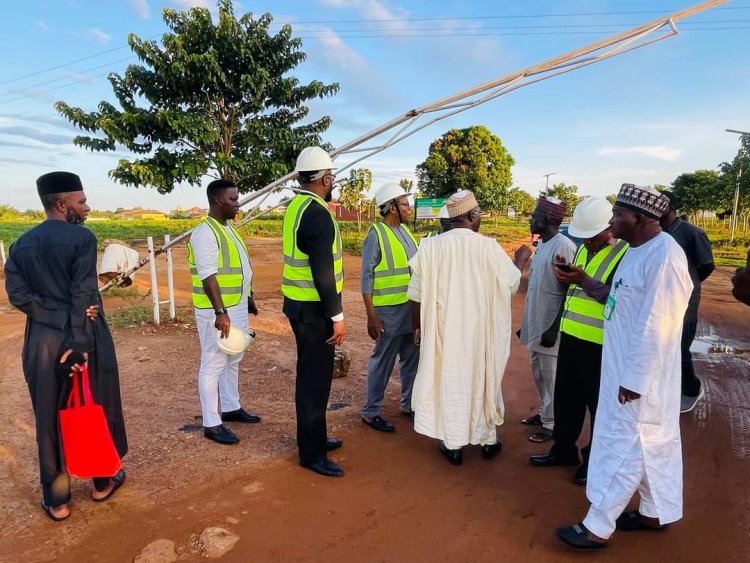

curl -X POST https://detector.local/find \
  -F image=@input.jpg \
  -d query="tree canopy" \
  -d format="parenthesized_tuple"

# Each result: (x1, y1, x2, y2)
(507, 187, 536, 216)
(540, 182, 581, 214)
(338, 168, 373, 233)
(55, 0, 338, 194)
(415, 125, 515, 213)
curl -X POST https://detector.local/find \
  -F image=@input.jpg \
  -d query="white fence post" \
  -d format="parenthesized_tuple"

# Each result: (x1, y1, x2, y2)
(0, 241, 5, 266)
(164, 234, 176, 321)
(147, 236, 160, 326)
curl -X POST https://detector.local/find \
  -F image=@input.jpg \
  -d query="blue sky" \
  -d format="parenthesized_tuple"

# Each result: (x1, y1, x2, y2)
(1, 0, 748, 211)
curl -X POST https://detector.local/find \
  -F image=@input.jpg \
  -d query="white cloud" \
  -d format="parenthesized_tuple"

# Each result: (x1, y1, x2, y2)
(317, 0, 351, 8)
(127, 0, 150, 19)
(596, 145, 682, 162)
(68, 73, 96, 84)
(87, 28, 112, 43)
(37, 20, 50, 33)
(171, 0, 213, 9)
(316, 28, 366, 71)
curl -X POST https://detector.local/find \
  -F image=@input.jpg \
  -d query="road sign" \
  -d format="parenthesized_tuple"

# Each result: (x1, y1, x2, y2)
(415, 197, 449, 219)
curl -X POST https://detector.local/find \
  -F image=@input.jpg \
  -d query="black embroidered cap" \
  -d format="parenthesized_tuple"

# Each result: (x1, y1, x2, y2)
(615, 183, 669, 220)
(36, 171, 83, 196)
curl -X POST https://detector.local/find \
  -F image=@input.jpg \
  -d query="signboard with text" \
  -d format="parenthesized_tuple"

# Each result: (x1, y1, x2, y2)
(415, 197, 449, 220)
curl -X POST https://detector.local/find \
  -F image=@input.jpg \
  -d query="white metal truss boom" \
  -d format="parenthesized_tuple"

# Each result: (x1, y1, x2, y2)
(99, 0, 726, 292)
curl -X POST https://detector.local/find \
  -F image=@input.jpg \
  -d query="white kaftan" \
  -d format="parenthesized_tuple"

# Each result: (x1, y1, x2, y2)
(406, 228, 521, 450)
(584, 233, 692, 539)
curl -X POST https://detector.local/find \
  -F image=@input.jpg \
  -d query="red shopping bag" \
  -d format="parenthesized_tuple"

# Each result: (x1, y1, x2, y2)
(59, 365, 122, 479)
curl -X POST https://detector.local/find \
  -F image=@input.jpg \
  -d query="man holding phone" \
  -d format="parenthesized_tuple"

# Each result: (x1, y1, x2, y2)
(518, 196, 576, 443)
(530, 197, 628, 486)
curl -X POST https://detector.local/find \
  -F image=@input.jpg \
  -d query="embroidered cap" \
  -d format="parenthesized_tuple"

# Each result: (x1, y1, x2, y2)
(534, 196, 567, 220)
(615, 183, 669, 219)
(36, 171, 83, 196)
(446, 190, 479, 218)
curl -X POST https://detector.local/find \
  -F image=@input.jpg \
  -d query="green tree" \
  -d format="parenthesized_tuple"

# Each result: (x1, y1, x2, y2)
(718, 134, 750, 222)
(540, 182, 582, 215)
(507, 187, 535, 217)
(670, 170, 725, 217)
(416, 125, 515, 214)
(606, 194, 617, 205)
(338, 168, 373, 233)
(55, 0, 338, 194)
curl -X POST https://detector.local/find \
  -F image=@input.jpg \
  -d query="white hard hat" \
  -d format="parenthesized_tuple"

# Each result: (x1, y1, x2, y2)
(216, 326, 256, 355)
(295, 147, 334, 173)
(375, 183, 411, 207)
(568, 197, 613, 239)
(438, 204, 449, 219)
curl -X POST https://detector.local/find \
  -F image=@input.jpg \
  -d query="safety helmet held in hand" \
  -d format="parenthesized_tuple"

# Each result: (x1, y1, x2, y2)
(568, 197, 613, 239)
(375, 183, 412, 207)
(216, 326, 256, 355)
(295, 147, 335, 173)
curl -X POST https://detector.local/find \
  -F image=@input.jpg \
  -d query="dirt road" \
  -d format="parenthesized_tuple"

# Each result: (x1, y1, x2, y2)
(0, 237, 747, 562)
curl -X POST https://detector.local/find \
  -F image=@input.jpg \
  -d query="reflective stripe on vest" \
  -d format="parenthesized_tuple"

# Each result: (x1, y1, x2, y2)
(371, 222, 418, 306)
(560, 239, 629, 344)
(281, 194, 344, 301)
(187, 216, 250, 309)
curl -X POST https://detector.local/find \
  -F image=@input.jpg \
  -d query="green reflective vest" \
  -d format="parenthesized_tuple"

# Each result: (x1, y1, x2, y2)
(281, 194, 344, 301)
(559, 240, 629, 344)
(371, 222, 418, 306)
(187, 216, 250, 310)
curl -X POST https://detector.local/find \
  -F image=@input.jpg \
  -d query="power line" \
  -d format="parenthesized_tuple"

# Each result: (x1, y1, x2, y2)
(269, 5, 750, 25)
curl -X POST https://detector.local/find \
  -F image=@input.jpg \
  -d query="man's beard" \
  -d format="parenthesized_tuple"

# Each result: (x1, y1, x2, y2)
(324, 190, 333, 203)
(66, 208, 84, 224)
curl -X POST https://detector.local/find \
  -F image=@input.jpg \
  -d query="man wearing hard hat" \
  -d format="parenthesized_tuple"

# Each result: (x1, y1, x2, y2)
(530, 197, 628, 486)
(187, 179, 260, 446)
(282, 147, 346, 477)
(360, 183, 420, 433)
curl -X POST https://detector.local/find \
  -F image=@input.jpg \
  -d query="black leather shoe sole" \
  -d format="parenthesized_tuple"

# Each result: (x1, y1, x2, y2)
(529, 453, 579, 467)
(439, 443, 462, 466)
(326, 438, 343, 451)
(481, 442, 502, 460)
(362, 416, 395, 433)
(300, 460, 344, 477)
(221, 410, 261, 423)
(204, 426, 239, 445)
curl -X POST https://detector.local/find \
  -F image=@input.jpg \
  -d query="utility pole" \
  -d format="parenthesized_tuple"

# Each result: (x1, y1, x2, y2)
(543, 173, 556, 190)
(725, 129, 748, 244)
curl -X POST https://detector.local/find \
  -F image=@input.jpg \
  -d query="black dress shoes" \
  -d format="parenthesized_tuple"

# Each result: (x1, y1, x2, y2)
(204, 424, 239, 445)
(221, 408, 261, 423)
(529, 451, 579, 467)
(573, 464, 588, 486)
(481, 441, 502, 460)
(300, 458, 344, 477)
(326, 438, 343, 451)
(362, 415, 395, 433)
(439, 442, 463, 466)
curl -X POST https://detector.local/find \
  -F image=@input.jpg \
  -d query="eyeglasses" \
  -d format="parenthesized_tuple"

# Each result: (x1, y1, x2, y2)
(396, 201, 411, 208)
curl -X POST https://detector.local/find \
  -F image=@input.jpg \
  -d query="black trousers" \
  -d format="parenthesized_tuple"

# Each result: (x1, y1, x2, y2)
(550, 333, 603, 464)
(681, 318, 701, 397)
(289, 318, 335, 465)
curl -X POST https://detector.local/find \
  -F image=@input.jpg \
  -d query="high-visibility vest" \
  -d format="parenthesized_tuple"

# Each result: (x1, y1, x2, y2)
(371, 222, 418, 306)
(559, 240, 629, 344)
(187, 216, 251, 309)
(281, 194, 344, 301)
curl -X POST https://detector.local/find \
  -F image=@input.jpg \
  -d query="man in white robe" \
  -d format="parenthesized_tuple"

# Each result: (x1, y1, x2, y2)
(407, 190, 525, 466)
(557, 183, 693, 550)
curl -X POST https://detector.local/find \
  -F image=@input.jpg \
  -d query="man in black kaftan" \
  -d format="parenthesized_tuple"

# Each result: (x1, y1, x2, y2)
(4, 171, 127, 520)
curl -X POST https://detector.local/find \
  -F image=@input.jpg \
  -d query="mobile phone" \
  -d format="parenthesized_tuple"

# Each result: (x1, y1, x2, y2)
(555, 262, 573, 273)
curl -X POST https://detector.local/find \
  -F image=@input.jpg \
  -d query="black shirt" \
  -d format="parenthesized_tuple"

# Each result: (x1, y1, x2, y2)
(282, 194, 343, 323)
(663, 217, 714, 319)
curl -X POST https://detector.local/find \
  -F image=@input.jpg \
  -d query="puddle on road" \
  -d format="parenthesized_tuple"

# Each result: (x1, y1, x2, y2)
(690, 322, 750, 461)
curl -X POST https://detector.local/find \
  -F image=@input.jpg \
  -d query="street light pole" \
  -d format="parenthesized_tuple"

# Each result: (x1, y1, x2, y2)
(725, 129, 749, 244)
(543, 172, 556, 190)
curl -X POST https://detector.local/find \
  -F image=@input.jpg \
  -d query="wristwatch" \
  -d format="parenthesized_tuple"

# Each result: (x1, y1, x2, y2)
(214, 308, 228, 316)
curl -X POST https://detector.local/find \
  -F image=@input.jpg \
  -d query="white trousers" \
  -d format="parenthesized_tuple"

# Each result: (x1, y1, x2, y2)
(583, 441, 661, 540)
(528, 348, 557, 430)
(196, 310, 248, 427)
